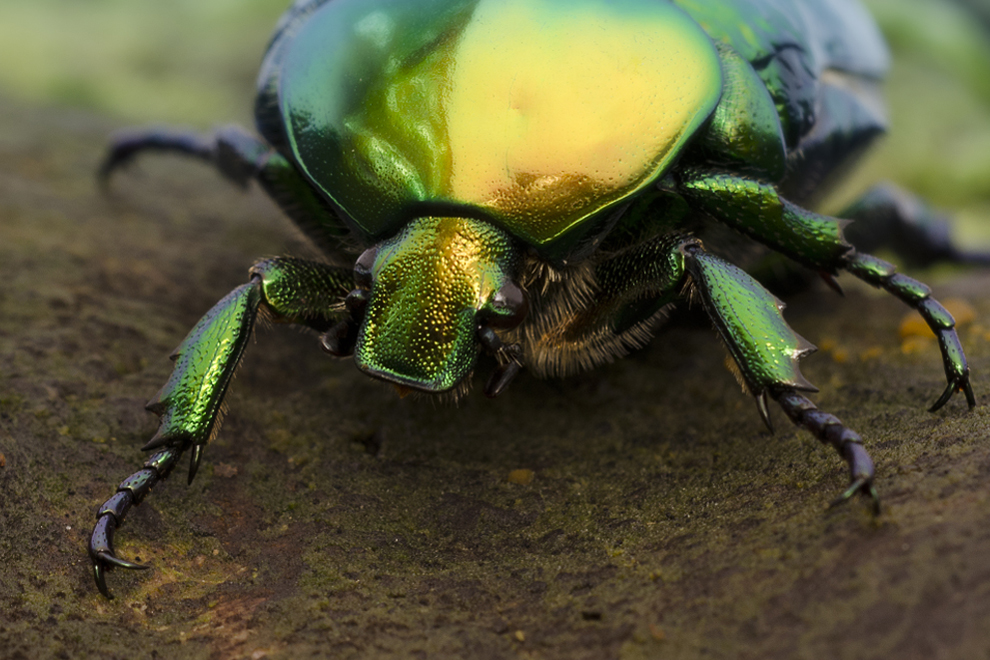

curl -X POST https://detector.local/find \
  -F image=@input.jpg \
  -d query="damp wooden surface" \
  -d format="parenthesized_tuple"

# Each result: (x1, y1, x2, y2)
(1, 92, 990, 660)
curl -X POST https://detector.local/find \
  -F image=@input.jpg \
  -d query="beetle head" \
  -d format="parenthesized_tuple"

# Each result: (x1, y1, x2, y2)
(323, 216, 527, 397)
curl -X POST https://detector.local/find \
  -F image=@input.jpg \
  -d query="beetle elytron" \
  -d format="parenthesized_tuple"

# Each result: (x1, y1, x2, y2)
(90, 0, 982, 598)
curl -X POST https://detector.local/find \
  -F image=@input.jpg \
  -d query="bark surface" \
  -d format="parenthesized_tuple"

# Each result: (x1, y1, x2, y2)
(1, 95, 990, 660)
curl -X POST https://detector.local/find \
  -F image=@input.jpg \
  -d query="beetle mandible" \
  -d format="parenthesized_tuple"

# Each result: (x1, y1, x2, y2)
(90, 0, 984, 598)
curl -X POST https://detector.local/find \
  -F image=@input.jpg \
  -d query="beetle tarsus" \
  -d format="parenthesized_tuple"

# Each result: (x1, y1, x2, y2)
(98, 127, 215, 184)
(842, 250, 973, 412)
(89, 445, 185, 598)
(92, 562, 111, 600)
(90, 512, 152, 600)
(773, 389, 880, 514)
(830, 478, 880, 513)
(830, 477, 881, 516)
(91, 549, 151, 601)
(99, 551, 149, 571)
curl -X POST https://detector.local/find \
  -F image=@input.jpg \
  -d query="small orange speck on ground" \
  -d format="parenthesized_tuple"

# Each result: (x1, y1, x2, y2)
(0, 453, 5, 468)
(507, 469, 534, 485)
(859, 346, 883, 361)
(899, 313, 930, 338)
(947, 298, 977, 325)
(901, 335, 932, 355)
(649, 624, 666, 641)
(817, 337, 847, 362)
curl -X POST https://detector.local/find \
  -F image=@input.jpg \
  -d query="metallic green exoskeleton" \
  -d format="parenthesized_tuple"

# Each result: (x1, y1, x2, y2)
(90, 0, 983, 598)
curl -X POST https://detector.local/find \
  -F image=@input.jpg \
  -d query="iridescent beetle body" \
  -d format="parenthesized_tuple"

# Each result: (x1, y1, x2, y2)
(91, 0, 982, 598)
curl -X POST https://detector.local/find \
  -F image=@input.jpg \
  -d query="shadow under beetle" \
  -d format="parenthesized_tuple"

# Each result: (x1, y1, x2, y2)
(90, 0, 987, 598)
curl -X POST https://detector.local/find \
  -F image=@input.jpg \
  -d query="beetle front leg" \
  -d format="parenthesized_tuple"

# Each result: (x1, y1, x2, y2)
(89, 281, 260, 598)
(89, 257, 352, 598)
(681, 241, 879, 511)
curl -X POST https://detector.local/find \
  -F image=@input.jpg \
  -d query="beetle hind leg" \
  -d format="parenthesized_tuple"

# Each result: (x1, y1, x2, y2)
(98, 125, 276, 188)
(98, 128, 217, 182)
(842, 183, 990, 267)
(99, 125, 349, 255)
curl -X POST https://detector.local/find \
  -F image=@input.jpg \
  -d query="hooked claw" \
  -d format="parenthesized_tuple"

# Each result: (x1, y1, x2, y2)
(929, 377, 976, 413)
(89, 513, 150, 599)
(828, 476, 881, 516)
(92, 553, 151, 600)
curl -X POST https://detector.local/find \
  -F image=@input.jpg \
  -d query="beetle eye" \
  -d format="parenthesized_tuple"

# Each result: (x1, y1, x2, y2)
(480, 280, 529, 330)
(345, 288, 368, 313)
(353, 247, 377, 289)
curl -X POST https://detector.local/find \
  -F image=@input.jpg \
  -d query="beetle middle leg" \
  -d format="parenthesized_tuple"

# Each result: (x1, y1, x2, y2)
(540, 235, 879, 510)
(677, 168, 975, 412)
(89, 257, 352, 598)
(675, 240, 879, 510)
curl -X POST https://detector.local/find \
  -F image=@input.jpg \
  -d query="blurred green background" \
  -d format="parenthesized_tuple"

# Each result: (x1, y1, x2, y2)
(0, 0, 988, 209)
(0, 0, 986, 207)
(0, 0, 286, 128)
(1, 0, 989, 248)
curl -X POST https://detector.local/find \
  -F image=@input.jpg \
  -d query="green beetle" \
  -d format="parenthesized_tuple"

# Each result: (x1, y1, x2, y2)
(90, 0, 982, 598)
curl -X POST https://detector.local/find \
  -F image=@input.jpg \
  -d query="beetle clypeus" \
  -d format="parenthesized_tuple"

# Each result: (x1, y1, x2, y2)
(90, 0, 985, 598)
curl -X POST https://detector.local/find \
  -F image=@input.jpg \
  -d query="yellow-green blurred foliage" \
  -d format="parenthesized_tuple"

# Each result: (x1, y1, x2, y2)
(0, 0, 987, 229)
